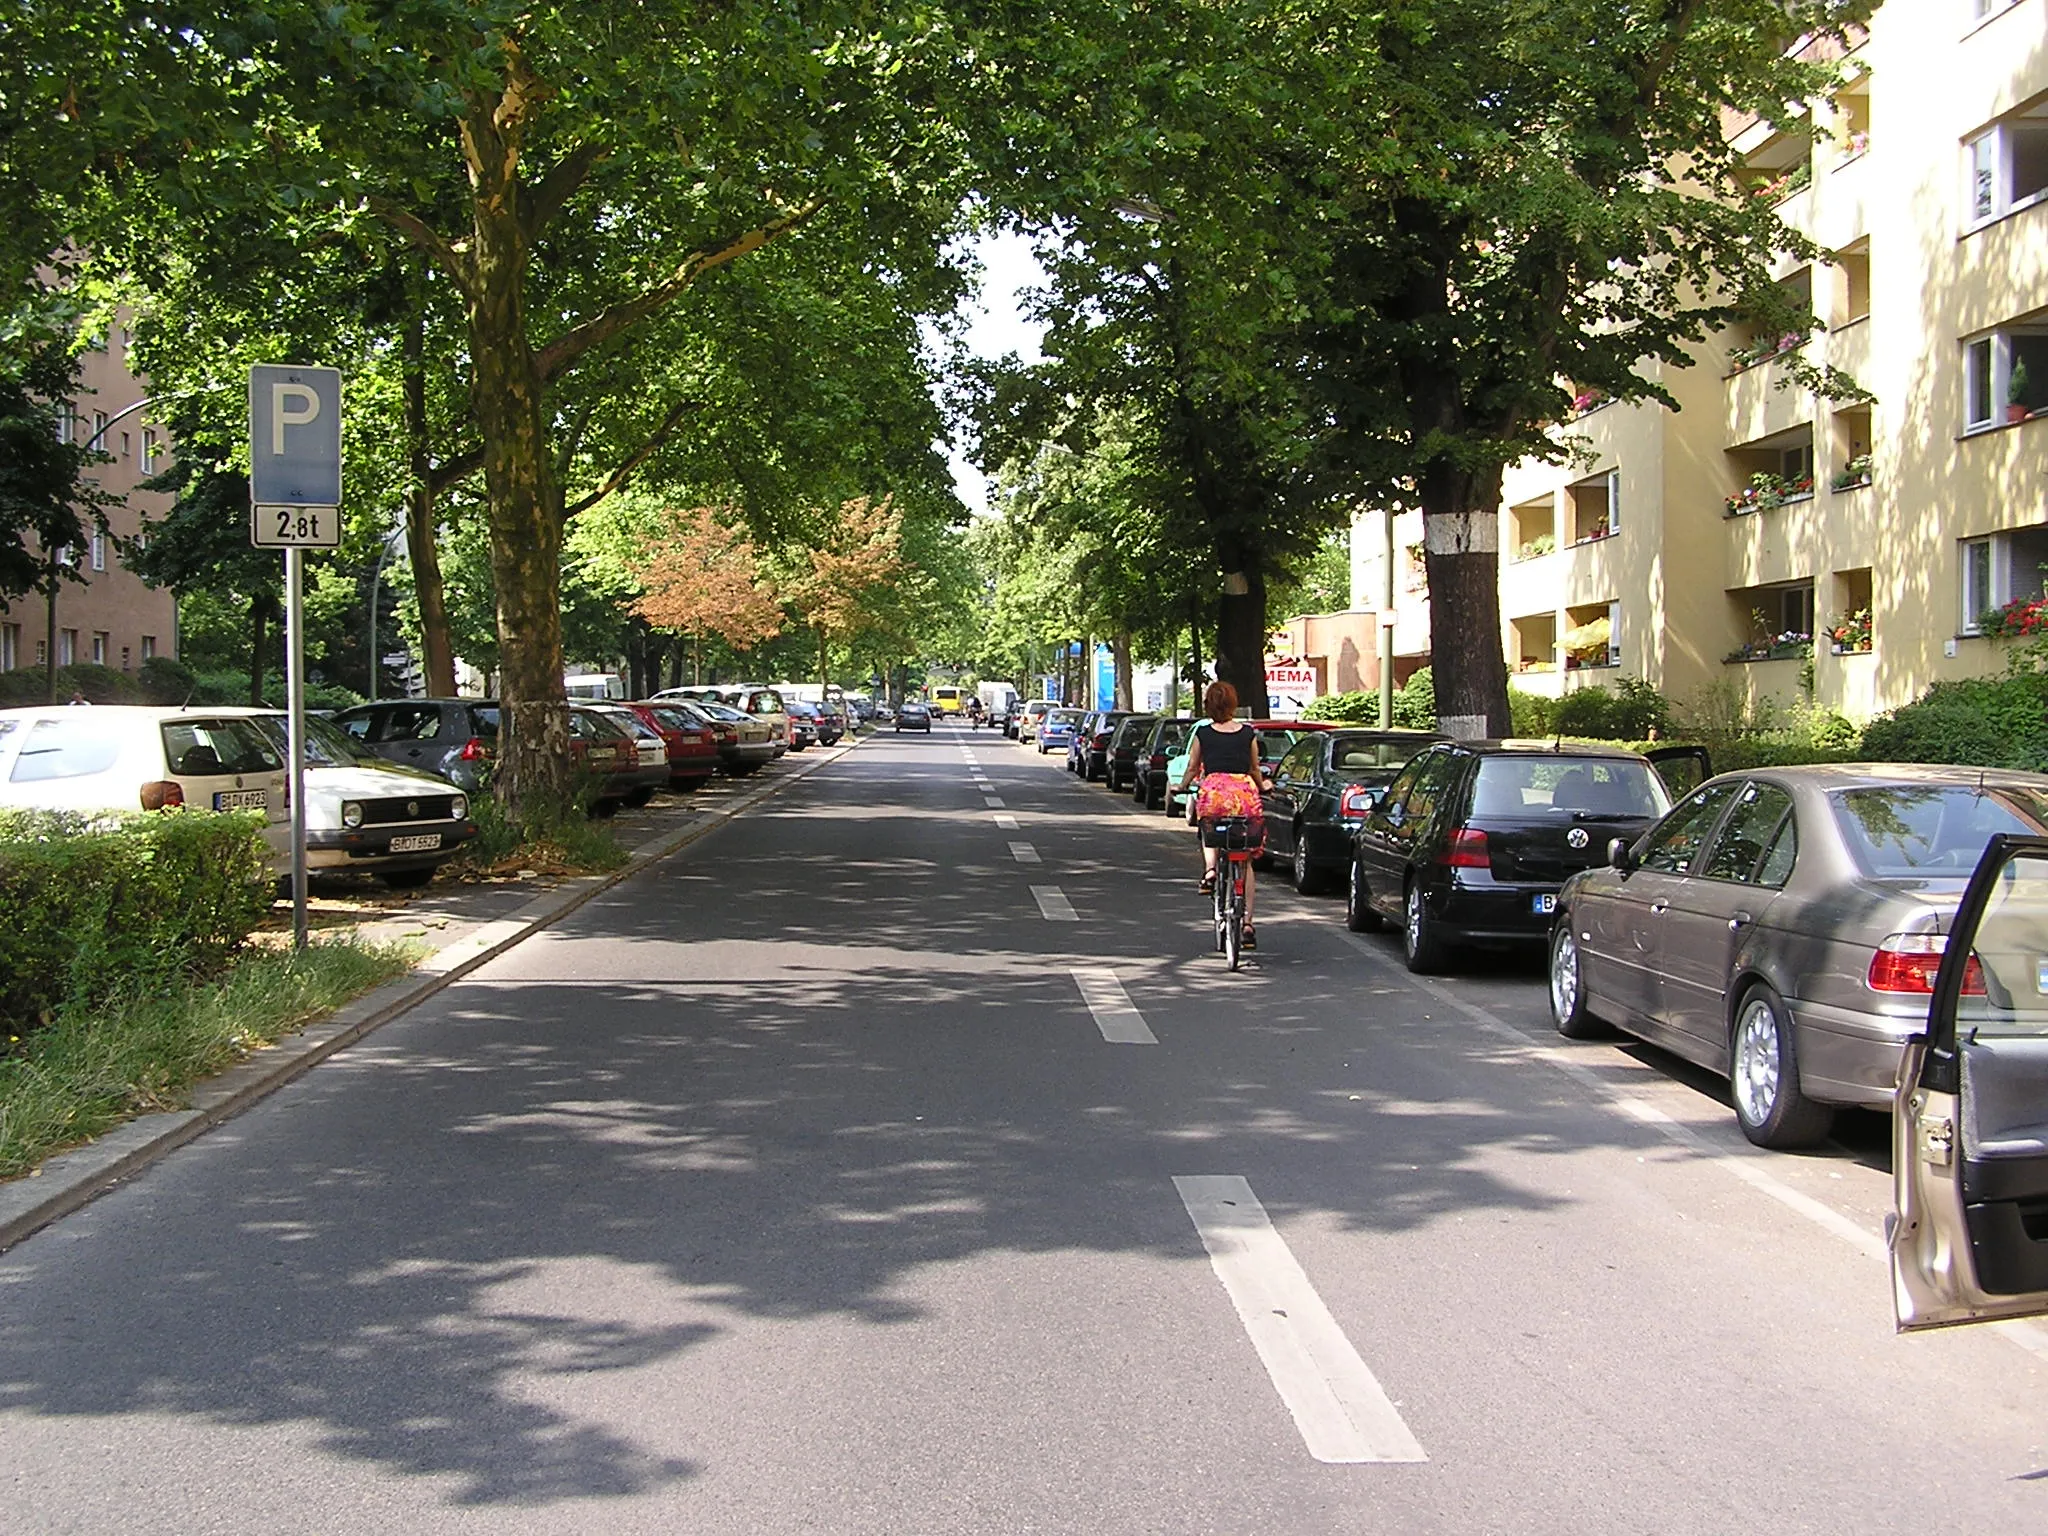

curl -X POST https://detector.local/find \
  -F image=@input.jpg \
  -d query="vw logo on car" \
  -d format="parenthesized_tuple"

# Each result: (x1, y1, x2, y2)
(1567, 827, 1590, 848)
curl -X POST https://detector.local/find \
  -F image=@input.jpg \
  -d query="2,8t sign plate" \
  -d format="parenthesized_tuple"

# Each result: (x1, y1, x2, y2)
(251, 504, 341, 549)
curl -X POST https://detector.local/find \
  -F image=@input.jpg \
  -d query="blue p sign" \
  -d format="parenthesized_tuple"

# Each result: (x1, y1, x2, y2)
(248, 364, 343, 506)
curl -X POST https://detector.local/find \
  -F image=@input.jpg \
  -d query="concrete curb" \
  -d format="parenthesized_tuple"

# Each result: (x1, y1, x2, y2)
(0, 736, 859, 1255)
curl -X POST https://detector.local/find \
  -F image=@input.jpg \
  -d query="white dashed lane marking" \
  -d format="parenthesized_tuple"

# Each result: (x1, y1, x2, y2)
(1009, 842, 1042, 865)
(1175, 1176, 1428, 1465)
(994, 814, 1020, 829)
(984, 796, 1006, 808)
(1070, 968, 1157, 1044)
(1030, 885, 1078, 921)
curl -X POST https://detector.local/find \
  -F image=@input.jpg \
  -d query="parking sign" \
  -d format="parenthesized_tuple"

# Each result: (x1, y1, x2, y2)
(248, 364, 342, 507)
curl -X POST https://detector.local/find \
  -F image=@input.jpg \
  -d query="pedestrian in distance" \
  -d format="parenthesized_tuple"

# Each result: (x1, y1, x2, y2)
(1178, 680, 1265, 949)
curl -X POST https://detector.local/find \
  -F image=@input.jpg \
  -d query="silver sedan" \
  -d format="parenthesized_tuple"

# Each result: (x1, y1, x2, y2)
(1548, 763, 2048, 1149)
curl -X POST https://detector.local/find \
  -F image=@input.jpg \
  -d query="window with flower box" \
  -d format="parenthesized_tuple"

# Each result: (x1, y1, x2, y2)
(1964, 324, 2048, 432)
(1962, 526, 2048, 635)
(1726, 582, 1815, 661)
(1829, 568, 1874, 654)
(1568, 470, 1619, 544)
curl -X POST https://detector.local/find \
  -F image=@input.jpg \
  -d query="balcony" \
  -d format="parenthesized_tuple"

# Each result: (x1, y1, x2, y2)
(1725, 338, 1813, 446)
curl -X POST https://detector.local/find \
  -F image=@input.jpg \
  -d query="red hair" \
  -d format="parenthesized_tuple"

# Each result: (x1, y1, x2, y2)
(1203, 681, 1238, 722)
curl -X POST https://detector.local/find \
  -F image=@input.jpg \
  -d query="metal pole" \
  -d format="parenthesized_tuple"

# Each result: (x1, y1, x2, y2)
(1379, 505, 1397, 729)
(285, 547, 309, 950)
(367, 554, 379, 702)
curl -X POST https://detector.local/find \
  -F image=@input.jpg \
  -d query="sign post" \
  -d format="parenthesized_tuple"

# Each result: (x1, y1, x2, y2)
(249, 365, 343, 950)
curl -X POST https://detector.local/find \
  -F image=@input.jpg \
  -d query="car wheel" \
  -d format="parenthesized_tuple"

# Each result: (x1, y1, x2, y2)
(1345, 856, 1384, 932)
(1291, 830, 1327, 895)
(1729, 985, 1834, 1149)
(1403, 881, 1450, 973)
(379, 866, 435, 891)
(1549, 925, 1607, 1039)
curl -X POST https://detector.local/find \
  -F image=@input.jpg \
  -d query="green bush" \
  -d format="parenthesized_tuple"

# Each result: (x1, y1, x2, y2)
(1300, 689, 1373, 723)
(0, 663, 145, 706)
(1552, 677, 1673, 741)
(1509, 689, 1556, 736)
(0, 810, 270, 1042)
(137, 655, 198, 704)
(1859, 674, 2048, 771)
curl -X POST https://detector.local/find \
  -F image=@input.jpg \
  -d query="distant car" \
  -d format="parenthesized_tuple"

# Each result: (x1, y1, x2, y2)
(681, 699, 778, 774)
(330, 698, 501, 792)
(811, 701, 848, 744)
(1037, 708, 1085, 756)
(654, 685, 790, 756)
(1017, 701, 1053, 744)
(1133, 717, 1195, 809)
(622, 701, 720, 791)
(582, 705, 670, 806)
(0, 705, 291, 869)
(786, 701, 821, 750)
(1163, 721, 1332, 819)
(1080, 711, 1137, 782)
(1104, 714, 1160, 793)
(1550, 763, 2048, 1149)
(1064, 710, 1104, 774)
(895, 700, 933, 732)
(1346, 739, 1706, 973)
(241, 710, 475, 888)
(1261, 728, 1445, 893)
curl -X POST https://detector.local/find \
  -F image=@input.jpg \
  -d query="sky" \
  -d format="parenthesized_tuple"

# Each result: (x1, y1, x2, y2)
(940, 230, 1047, 515)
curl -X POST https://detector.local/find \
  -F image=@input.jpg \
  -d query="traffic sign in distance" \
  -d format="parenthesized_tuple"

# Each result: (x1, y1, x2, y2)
(251, 503, 342, 549)
(249, 364, 343, 507)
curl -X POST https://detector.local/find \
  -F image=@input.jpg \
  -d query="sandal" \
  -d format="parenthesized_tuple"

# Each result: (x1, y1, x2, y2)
(1198, 873, 1216, 895)
(1241, 926, 1257, 950)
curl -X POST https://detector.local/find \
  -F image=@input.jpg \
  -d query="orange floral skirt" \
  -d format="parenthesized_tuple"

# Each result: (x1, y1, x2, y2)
(1194, 773, 1266, 851)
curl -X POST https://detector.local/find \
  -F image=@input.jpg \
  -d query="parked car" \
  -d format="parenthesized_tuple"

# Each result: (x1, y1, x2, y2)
(1162, 721, 1333, 819)
(1548, 763, 2048, 1149)
(581, 705, 670, 806)
(1037, 708, 1085, 756)
(1075, 711, 1134, 781)
(241, 710, 476, 888)
(1261, 728, 1445, 893)
(1064, 710, 1104, 774)
(895, 700, 934, 732)
(654, 685, 790, 755)
(811, 701, 848, 744)
(1104, 714, 1160, 793)
(1133, 717, 1195, 809)
(1346, 739, 1706, 973)
(1017, 700, 1053, 744)
(622, 701, 720, 791)
(786, 700, 821, 750)
(679, 698, 778, 774)
(331, 697, 500, 791)
(0, 705, 291, 867)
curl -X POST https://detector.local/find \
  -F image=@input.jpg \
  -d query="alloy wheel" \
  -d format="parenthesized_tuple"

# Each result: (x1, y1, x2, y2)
(1550, 930, 1579, 1024)
(1732, 999, 1782, 1127)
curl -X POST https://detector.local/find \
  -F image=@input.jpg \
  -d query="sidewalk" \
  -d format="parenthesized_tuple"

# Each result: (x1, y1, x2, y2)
(0, 732, 863, 1254)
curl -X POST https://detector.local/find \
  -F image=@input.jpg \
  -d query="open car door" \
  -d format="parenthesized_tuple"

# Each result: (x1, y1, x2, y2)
(1644, 745, 1711, 800)
(1891, 833, 2048, 1331)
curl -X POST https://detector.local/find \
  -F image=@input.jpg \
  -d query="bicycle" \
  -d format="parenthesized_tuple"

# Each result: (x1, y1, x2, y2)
(1205, 815, 1256, 970)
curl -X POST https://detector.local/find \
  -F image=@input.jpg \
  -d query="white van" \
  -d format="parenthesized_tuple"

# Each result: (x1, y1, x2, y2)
(564, 672, 625, 701)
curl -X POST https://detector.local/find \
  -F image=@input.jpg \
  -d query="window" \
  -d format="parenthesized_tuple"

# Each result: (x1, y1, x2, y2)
(91, 411, 107, 449)
(89, 532, 104, 571)
(1, 622, 16, 671)
(1778, 441, 1815, 484)
(1966, 102, 2048, 227)
(141, 428, 158, 469)
(1964, 327, 2048, 431)
(54, 408, 73, 446)
(119, 431, 130, 460)
(140, 634, 156, 660)
(90, 632, 107, 665)
(8, 717, 125, 783)
(57, 630, 76, 666)
(1637, 783, 1743, 874)
(1963, 536, 1996, 627)
(1833, 786, 2048, 878)
(1700, 783, 1797, 883)
(1960, 526, 2048, 631)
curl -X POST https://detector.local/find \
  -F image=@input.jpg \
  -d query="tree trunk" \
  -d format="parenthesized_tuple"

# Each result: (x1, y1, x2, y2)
(1113, 629, 1133, 710)
(402, 291, 458, 700)
(1188, 599, 1203, 714)
(1214, 563, 1267, 716)
(1417, 461, 1509, 739)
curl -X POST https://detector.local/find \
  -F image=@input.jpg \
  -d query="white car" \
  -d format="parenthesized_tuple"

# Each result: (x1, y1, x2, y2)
(0, 705, 292, 866)
(236, 710, 477, 888)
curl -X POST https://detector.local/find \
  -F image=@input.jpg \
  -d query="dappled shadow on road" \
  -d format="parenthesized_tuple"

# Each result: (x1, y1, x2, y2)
(0, 727, 1733, 1509)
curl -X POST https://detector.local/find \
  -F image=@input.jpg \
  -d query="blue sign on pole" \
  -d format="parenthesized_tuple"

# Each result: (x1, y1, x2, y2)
(1094, 643, 1115, 707)
(249, 364, 343, 507)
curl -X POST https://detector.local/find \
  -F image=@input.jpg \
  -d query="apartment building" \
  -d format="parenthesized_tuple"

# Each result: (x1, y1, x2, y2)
(0, 323, 178, 682)
(1358, 0, 2048, 724)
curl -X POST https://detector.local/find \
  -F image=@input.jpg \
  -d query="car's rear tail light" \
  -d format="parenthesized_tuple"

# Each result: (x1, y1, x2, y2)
(1150, 753, 1166, 768)
(1338, 785, 1376, 820)
(458, 737, 490, 762)
(1868, 934, 1986, 996)
(140, 780, 183, 811)
(1442, 826, 1490, 868)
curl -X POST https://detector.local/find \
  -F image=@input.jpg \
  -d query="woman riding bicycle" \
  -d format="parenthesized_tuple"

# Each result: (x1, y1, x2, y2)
(1178, 681, 1265, 949)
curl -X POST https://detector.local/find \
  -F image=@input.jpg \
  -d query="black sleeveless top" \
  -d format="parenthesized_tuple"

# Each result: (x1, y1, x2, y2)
(1196, 722, 1255, 776)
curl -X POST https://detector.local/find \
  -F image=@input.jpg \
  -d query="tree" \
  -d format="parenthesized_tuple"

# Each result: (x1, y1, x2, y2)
(629, 505, 784, 682)
(783, 496, 905, 687)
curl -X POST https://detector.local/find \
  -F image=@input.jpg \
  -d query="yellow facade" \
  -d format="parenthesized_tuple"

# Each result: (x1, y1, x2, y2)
(1482, 0, 2048, 724)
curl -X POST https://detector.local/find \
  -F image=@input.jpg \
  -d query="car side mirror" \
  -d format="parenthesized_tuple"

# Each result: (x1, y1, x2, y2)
(1607, 837, 1638, 874)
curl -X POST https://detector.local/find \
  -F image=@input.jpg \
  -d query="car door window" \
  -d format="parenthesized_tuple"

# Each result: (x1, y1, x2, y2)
(1372, 757, 1427, 827)
(1698, 782, 1796, 884)
(1636, 782, 1742, 874)
(1276, 740, 1317, 785)
(1403, 750, 1462, 832)
(334, 711, 372, 741)
(370, 704, 440, 744)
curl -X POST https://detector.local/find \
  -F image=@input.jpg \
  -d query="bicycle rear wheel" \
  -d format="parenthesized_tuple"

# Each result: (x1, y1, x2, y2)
(1224, 861, 1246, 970)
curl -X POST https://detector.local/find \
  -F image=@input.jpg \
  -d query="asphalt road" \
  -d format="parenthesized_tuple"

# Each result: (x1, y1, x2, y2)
(4, 723, 2046, 1534)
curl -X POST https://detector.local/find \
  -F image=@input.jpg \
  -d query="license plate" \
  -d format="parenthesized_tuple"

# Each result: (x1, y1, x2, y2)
(388, 833, 442, 853)
(588, 747, 616, 762)
(214, 790, 268, 810)
(1532, 893, 1557, 915)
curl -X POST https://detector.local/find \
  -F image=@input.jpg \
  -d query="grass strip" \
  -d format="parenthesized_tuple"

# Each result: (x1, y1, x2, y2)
(0, 937, 417, 1181)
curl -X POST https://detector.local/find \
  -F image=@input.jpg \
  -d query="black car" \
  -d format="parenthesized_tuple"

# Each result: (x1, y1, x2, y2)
(1103, 714, 1160, 792)
(1133, 717, 1196, 809)
(785, 701, 821, 749)
(895, 700, 933, 732)
(1346, 740, 1708, 972)
(1261, 728, 1444, 894)
(1077, 710, 1134, 781)
(812, 702, 847, 744)
(331, 698, 501, 791)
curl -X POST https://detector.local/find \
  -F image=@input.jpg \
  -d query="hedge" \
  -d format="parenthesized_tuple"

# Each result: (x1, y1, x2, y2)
(1859, 673, 2048, 772)
(0, 810, 270, 1041)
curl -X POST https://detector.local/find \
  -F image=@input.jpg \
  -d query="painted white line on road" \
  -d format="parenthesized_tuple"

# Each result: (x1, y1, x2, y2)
(1175, 1176, 1427, 1465)
(984, 796, 1006, 808)
(1009, 842, 1043, 865)
(1030, 885, 1079, 921)
(994, 814, 1020, 829)
(1071, 968, 1157, 1044)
